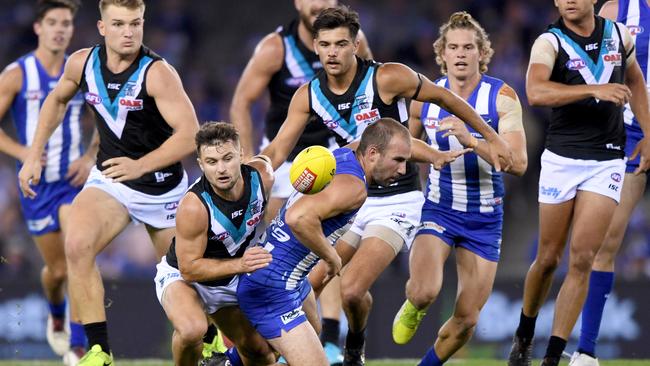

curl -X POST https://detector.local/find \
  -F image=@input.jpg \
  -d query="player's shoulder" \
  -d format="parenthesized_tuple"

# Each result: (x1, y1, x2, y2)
(254, 32, 284, 60)
(598, 1, 619, 21)
(178, 190, 208, 221)
(0, 61, 23, 85)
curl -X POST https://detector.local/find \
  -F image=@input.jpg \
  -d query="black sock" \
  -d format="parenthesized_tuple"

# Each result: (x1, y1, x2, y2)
(545, 336, 567, 359)
(84, 321, 110, 354)
(321, 318, 340, 346)
(515, 310, 537, 341)
(345, 328, 366, 351)
(203, 323, 218, 344)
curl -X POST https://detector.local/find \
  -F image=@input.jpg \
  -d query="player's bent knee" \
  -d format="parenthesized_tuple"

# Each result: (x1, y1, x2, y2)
(535, 255, 561, 274)
(174, 320, 207, 346)
(569, 251, 597, 273)
(64, 234, 97, 265)
(237, 336, 274, 363)
(408, 286, 438, 309)
(45, 264, 68, 283)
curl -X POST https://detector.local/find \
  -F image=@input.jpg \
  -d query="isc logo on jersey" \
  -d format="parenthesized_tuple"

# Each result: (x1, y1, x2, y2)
(119, 97, 144, 111)
(354, 108, 380, 124)
(566, 58, 586, 70)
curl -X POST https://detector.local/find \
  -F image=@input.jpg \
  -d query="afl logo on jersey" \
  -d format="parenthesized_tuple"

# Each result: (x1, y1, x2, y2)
(119, 98, 144, 111)
(324, 119, 339, 129)
(566, 58, 586, 70)
(424, 117, 439, 129)
(285, 76, 310, 87)
(628, 25, 644, 36)
(611, 172, 622, 183)
(84, 92, 102, 105)
(25, 89, 44, 100)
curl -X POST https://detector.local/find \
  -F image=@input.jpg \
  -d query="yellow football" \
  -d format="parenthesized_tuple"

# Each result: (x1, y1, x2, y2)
(289, 146, 336, 194)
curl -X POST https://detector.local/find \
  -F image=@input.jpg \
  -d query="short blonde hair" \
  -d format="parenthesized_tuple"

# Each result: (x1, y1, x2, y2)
(98, 0, 144, 16)
(433, 11, 494, 75)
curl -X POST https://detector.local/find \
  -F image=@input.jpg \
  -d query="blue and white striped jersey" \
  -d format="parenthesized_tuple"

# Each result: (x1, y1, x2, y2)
(245, 148, 365, 290)
(10, 53, 84, 183)
(617, 0, 650, 137)
(421, 75, 505, 214)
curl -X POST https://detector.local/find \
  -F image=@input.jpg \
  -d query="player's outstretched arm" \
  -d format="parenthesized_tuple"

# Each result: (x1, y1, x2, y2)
(377, 63, 511, 171)
(18, 49, 88, 198)
(230, 33, 284, 158)
(285, 173, 367, 280)
(260, 84, 311, 169)
(0, 63, 28, 161)
(102, 61, 200, 183)
(176, 193, 272, 282)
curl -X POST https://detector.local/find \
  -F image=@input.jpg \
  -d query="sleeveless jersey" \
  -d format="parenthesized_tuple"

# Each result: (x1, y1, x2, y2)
(617, 0, 650, 139)
(166, 164, 266, 287)
(10, 53, 84, 182)
(308, 57, 419, 197)
(245, 148, 365, 291)
(267, 19, 332, 161)
(543, 16, 627, 160)
(80, 44, 183, 195)
(421, 75, 505, 214)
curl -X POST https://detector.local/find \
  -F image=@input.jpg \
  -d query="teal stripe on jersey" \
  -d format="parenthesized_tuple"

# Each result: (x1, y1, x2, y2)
(200, 170, 260, 244)
(91, 48, 153, 119)
(549, 20, 614, 81)
(311, 78, 357, 137)
(286, 35, 314, 77)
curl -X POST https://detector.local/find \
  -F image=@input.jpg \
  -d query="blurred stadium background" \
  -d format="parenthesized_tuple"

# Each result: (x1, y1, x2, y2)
(1, 0, 649, 362)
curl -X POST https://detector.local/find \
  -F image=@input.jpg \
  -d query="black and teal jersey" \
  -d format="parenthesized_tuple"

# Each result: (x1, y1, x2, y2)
(79, 44, 183, 195)
(267, 20, 333, 161)
(165, 164, 267, 287)
(544, 16, 628, 160)
(308, 57, 419, 197)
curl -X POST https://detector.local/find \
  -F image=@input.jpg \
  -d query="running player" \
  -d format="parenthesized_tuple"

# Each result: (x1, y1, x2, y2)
(507, 1, 650, 365)
(238, 118, 412, 366)
(260, 6, 512, 365)
(18, 0, 200, 363)
(230, 2, 372, 360)
(155, 122, 276, 366)
(569, 1, 650, 365)
(0, 0, 92, 363)
(390, 12, 527, 366)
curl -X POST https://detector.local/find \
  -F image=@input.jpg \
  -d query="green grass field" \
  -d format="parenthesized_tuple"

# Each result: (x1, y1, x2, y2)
(2, 360, 650, 366)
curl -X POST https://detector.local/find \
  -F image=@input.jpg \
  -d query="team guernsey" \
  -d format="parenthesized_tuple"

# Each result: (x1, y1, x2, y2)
(542, 16, 629, 160)
(618, 0, 650, 171)
(237, 148, 365, 339)
(417, 75, 505, 262)
(309, 57, 419, 197)
(164, 164, 267, 288)
(80, 44, 183, 195)
(267, 20, 333, 161)
(10, 53, 84, 235)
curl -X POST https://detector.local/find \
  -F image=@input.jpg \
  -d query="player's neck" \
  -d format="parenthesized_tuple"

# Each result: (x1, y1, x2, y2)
(104, 46, 140, 74)
(33, 47, 65, 77)
(448, 72, 481, 100)
(355, 151, 371, 184)
(297, 20, 314, 51)
(326, 58, 358, 94)
(212, 176, 245, 202)
(563, 13, 596, 37)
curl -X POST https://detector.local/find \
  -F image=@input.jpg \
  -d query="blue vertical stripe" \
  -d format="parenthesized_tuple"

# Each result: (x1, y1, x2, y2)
(436, 107, 453, 210)
(60, 108, 72, 177)
(11, 57, 29, 146)
(618, 0, 631, 23)
(464, 85, 482, 213)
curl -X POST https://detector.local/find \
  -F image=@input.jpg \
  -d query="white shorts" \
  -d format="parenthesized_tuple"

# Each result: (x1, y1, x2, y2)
(154, 256, 239, 315)
(260, 136, 337, 199)
(348, 190, 425, 251)
(84, 166, 188, 229)
(538, 149, 625, 204)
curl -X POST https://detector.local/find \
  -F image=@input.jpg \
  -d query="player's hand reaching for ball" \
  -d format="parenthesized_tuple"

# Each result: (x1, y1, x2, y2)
(239, 246, 272, 273)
